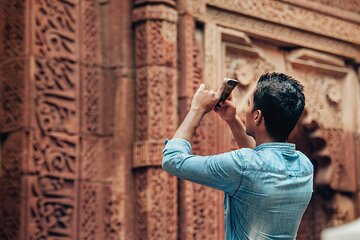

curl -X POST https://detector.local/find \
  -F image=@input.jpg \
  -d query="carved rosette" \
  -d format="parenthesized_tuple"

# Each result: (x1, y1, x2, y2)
(132, 2, 178, 239)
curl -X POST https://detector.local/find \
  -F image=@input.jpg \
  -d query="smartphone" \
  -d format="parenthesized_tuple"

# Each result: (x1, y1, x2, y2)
(215, 78, 239, 108)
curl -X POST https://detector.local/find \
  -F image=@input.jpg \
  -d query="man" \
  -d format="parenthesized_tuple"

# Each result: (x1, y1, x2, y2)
(162, 72, 313, 240)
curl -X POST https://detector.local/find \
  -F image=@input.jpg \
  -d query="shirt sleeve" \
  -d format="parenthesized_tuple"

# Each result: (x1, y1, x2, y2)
(162, 138, 245, 195)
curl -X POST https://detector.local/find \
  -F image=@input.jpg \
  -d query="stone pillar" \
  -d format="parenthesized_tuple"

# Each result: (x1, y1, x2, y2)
(132, 1, 178, 239)
(0, 1, 120, 239)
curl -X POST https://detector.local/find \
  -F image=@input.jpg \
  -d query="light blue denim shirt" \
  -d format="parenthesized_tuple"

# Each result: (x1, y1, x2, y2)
(162, 138, 313, 240)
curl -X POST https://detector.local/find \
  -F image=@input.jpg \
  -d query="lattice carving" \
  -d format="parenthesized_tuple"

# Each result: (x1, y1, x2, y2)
(80, 0, 101, 65)
(0, 59, 26, 132)
(81, 66, 115, 135)
(79, 183, 100, 240)
(81, 136, 114, 181)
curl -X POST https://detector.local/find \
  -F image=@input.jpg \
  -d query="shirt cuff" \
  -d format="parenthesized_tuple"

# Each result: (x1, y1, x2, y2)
(163, 138, 192, 153)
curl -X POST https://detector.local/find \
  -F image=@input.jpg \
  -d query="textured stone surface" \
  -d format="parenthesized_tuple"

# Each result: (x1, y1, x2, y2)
(1, 0, 360, 239)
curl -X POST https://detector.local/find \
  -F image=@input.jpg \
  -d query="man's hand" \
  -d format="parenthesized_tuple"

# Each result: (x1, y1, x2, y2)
(191, 82, 226, 114)
(214, 97, 237, 123)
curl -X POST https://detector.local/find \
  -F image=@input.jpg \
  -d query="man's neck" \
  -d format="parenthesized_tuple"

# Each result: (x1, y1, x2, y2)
(254, 133, 285, 147)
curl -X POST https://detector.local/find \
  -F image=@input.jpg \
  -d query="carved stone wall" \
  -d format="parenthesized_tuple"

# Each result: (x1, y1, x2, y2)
(132, 1, 178, 239)
(1, 0, 360, 240)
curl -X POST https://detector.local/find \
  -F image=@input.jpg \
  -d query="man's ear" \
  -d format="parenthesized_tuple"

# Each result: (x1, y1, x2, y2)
(254, 110, 262, 126)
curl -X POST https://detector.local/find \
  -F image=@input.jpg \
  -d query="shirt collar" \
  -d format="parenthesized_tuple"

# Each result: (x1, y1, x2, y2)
(254, 142, 296, 153)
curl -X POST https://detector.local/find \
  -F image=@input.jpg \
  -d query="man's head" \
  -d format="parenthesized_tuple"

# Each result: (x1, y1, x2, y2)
(245, 72, 305, 142)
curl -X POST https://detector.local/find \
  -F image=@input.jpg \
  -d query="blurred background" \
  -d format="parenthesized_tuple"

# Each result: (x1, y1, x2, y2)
(0, 0, 360, 239)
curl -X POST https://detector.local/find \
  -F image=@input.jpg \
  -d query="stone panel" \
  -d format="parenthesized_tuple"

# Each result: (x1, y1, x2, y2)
(26, 175, 78, 239)
(0, 0, 28, 59)
(80, 135, 115, 182)
(78, 182, 122, 240)
(80, 0, 102, 65)
(207, 0, 360, 45)
(0, 177, 23, 240)
(81, 66, 116, 136)
(135, 66, 177, 141)
(134, 20, 177, 68)
(0, 59, 29, 132)
(206, 6, 360, 62)
(134, 168, 177, 240)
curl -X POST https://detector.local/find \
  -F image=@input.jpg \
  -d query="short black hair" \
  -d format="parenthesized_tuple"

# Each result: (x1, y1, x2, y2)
(253, 72, 305, 141)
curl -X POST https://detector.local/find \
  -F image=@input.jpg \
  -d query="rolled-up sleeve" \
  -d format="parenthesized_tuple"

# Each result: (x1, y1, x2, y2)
(162, 138, 244, 195)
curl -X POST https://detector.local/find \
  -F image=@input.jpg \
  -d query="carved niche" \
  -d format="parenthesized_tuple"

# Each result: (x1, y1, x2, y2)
(287, 49, 358, 235)
(220, 27, 275, 151)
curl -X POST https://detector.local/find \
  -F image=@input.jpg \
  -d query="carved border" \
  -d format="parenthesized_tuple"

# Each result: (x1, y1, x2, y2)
(206, 0, 360, 45)
(205, 6, 360, 63)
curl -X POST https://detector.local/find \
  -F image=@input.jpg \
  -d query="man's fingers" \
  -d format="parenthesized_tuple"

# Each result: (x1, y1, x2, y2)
(198, 83, 205, 91)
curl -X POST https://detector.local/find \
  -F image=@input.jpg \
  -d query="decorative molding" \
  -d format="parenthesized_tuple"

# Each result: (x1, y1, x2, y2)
(133, 140, 164, 167)
(206, 6, 360, 63)
(132, 4, 178, 23)
(288, 49, 348, 76)
(207, 0, 360, 45)
(279, 0, 360, 23)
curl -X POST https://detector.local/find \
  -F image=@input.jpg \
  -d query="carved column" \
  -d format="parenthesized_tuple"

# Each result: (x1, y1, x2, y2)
(132, 1, 178, 239)
(0, 0, 28, 239)
(0, 0, 121, 239)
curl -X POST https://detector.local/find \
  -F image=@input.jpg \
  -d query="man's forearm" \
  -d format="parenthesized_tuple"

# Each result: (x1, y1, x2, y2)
(173, 108, 205, 142)
(227, 115, 255, 149)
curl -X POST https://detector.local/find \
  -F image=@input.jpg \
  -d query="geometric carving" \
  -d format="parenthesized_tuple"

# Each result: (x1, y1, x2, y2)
(0, 59, 27, 132)
(81, 136, 114, 182)
(80, 0, 101, 65)
(81, 66, 115, 136)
